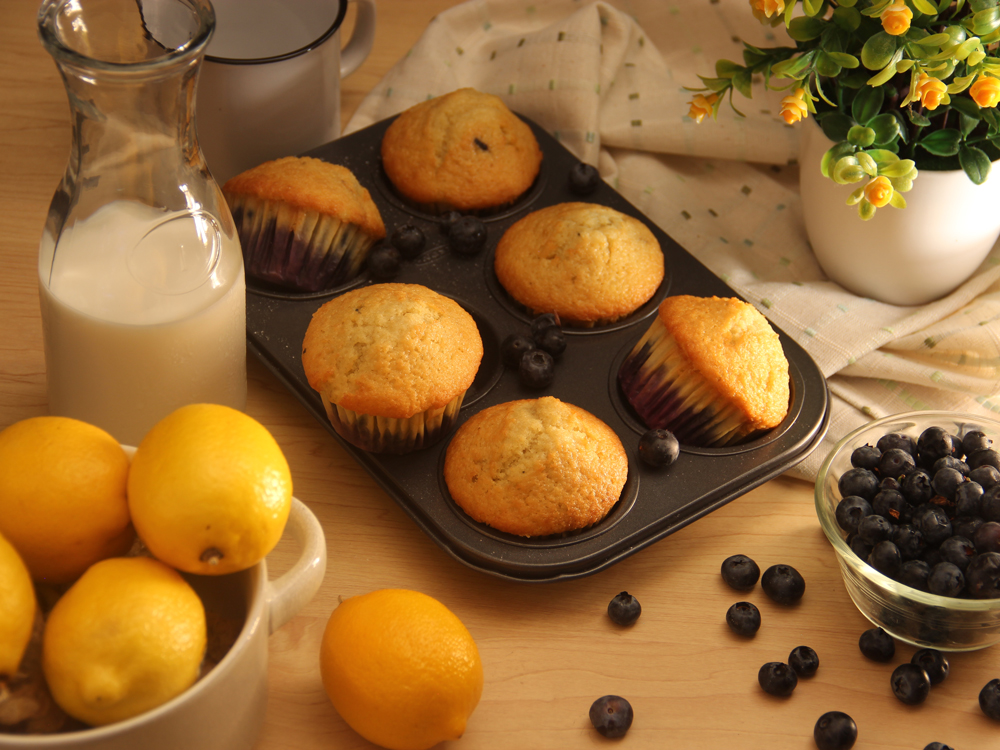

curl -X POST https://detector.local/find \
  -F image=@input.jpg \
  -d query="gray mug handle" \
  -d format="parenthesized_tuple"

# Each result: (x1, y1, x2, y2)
(341, 0, 376, 78)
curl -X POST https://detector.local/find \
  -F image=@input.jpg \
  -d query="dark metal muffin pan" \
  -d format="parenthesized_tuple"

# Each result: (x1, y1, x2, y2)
(244, 114, 831, 582)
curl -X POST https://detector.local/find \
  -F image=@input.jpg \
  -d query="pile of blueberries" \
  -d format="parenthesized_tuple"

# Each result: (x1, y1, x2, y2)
(835, 425, 1000, 599)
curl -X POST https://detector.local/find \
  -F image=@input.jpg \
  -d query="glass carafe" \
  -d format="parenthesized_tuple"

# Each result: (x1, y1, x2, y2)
(37, 0, 247, 446)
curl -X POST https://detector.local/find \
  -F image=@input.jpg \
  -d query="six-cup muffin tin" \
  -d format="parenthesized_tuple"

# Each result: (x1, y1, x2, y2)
(244, 114, 831, 582)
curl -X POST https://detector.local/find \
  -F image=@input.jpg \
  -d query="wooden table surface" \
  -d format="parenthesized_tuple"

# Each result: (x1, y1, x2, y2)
(3, 1, 1000, 748)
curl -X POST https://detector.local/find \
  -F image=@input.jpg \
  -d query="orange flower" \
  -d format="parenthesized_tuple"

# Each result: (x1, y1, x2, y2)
(749, 0, 785, 23)
(688, 93, 718, 124)
(880, 0, 912, 36)
(779, 88, 809, 125)
(914, 72, 947, 111)
(863, 176, 894, 208)
(970, 75, 1000, 108)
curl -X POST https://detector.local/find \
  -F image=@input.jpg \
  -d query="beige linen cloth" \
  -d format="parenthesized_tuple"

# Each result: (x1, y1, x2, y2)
(347, 0, 1000, 479)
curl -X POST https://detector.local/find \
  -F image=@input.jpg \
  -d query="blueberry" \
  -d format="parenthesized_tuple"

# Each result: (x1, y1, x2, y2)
(725, 601, 761, 637)
(534, 327, 566, 357)
(980, 678, 1000, 721)
(448, 215, 487, 255)
(813, 711, 857, 750)
(982, 485, 1000, 522)
(721, 554, 760, 590)
(788, 645, 819, 677)
(965, 551, 1000, 598)
(438, 210, 462, 235)
(518, 349, 554, 388)
(835, 496, 872, 534)
(880, 447, 916, 478)
(839, 467, 879, 500)
(568, 162, 601, 195)
(848, 534, 873, 561)
(638, 428, 679, 468)
(938, 535, 976, 571)
(589, 695, 633, 738)
(911, 648, 949, 685)
(850, 444, 881, 470)
(366, 244, 401, 280)
(918, 506, 953, 547)
(872, 489, 910, 523)
(918, 426, 956, 464)
(892, 524, 926, 560)
(529, 312, 560, 339)
(924, 744, 955, 750)
(931, 467, 965, 499)
(954, 480, 984, 517)
(857, 514, 893, 546)
(898, 559, 931, 591)
(952, 515, 983, 540)
(969, 448, 1000, 471)
(963, 429, 992, 456)
(389, 223, 426, 259)
(932, 456, 969, 476)
(500, 333, 535, 368)
(877, 431, 916, 456)
(867, 540, 902, 578)
(607, 591, 641, 626)
(761, 564, 805, 604)
(858, 627, 895, 661)
(758, 661, 797, 697)
(928, 561, 965, 597)
(972, 464, 1000, 490)
(973, 521, 1000, 553)
(890, 663, 931, 705)
(901, 469, 934, 505)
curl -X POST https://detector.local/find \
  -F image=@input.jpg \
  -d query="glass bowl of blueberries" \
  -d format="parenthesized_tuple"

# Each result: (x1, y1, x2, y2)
(815, 410, 1000, 651)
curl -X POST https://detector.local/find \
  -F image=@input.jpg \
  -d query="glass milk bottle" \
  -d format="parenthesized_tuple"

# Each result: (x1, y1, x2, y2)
(37, 0, 247, 446)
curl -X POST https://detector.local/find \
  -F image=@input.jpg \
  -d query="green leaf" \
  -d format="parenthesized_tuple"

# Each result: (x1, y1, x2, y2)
(918, 128, 963, 155)
(697, 76, 735, 93)
(889, 191, 908, 209)
(826, 51, 860, 68)
(960, 145, 993, 183)
(880, 159, 918, 177)
(869, 112, 902, 145)
(834, 160, 868, 184)
(852, 85, 886, 124)
(771, 51, 815, 80)
(819, 113, 855, 142)
(848, 125, 877, 147)
(859, 200, 877, 220)
(972, 7, 1000, 36)
(862, 31, 899, 71)
(788, 15, 826, 41)
(839, 0, 858, 6)
(954, 37, 984, 61)
(981, 106, 1000, 130)
(868, 50, 904, 86)
(821, 142, 857, 177)
(715, 60, 744, 79)
(959, 111, 980, 137)
(906, 108, 933, 127)
(803, 0, 824, 15)
(847, 186, 866, 205)
(732, 68, 754, 99)
(911, 0, 940, 13)
(867, 149, 901, 165)
(816, 51, 844, 77)
(833, 5, 862, 29)
(949, 95, 983, 118)
(856, 151, 879, 176)
(915, 32, 952, 46)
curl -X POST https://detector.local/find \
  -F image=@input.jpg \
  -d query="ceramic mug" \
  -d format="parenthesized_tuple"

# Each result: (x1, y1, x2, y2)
(197, 0, 377, 184)
(0, 485, 327, 750)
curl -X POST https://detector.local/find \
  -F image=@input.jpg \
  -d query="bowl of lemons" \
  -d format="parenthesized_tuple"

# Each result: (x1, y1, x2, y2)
(0, 405, 326, 750)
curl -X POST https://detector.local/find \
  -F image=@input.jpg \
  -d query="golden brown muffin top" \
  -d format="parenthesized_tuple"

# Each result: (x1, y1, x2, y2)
(380, 88, 543, 211)
(494, 202, 664, 324)
(223, 156, 385, 239)
(443, 397, 628, 537)
(658, 295, 790, 430)
(301, 283, 483, 419)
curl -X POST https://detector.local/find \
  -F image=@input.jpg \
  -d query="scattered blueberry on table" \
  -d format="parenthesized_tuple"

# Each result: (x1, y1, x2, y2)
(858, 627, 895, 662)
(758, 661, 797, 697)
(720, 553, 760, 590)
(911, 648, 949, 685)
(890, 663, 932, 705)
(588, 695, 633, 738)
(979, 678, 1000, 721)
(761, 564, 805, 604)
(788, 645, 819, 678)
(725, 601, 760, 637)
(607, 591, 641, 627)
(813, 711, 857, 750)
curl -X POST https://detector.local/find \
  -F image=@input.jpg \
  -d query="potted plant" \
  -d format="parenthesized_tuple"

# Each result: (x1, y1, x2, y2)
(688, 0, 1000, 305)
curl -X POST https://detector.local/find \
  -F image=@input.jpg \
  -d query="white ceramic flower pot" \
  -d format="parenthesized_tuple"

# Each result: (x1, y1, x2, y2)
(799, 122, 1000, 306)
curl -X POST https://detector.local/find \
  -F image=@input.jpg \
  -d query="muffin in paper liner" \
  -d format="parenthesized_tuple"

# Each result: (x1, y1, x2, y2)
(617, 296, 790, 448)
(301, 283, 483, 455)
(223, 157, 385, 293)
(380, 88, 543, 216)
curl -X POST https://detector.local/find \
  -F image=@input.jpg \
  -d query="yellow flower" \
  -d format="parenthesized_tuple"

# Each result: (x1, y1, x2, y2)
(749, 0, 785, 23)
(970, 75, 1000, 109)
(880, 0, 912, 36)
(914, 72, 947, 110)
(863, 176, 894, 208)
(779, 88, 809, 125)
(688, 93, 718, 124)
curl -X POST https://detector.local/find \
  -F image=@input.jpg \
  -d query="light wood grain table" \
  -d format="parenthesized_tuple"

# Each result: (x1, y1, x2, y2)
(3, 1, 1000, 748)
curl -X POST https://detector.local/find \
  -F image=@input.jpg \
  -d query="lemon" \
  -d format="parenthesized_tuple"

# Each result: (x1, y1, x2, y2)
(127, 403, 292, 575)
(319, 589, 483, 750)
(0, 416, 133, 584)
(41, 556, 206, 726)
(0, 531, 35, 678)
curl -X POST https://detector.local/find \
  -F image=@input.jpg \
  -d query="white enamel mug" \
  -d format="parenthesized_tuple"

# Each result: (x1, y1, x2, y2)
(197, 0, 376, 184)
(0, 446, 327, 750)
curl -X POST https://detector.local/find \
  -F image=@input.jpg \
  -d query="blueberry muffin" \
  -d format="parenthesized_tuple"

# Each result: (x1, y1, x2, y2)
(380, 88, 543, 214)
(301, 283, 483, 453)
(494, 202, 664, 326)
(223, 156, 385, 293)
(444, 397, 628, 536)
(617, 295, 790, 447)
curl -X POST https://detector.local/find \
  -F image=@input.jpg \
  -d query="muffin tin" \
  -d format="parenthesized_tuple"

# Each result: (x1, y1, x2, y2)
(245, 114, 830, 582)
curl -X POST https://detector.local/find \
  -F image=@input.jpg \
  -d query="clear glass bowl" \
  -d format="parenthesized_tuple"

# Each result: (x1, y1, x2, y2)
(814, 410, 1000, 651)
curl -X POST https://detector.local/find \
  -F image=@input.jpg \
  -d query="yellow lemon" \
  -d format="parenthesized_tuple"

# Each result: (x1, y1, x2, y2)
(0, 530, 36, 678)
(41, 556, 206, 726)
(319, 589, 483, 750)
(0, 416, 133, 584)
(127, 403, 292, 575)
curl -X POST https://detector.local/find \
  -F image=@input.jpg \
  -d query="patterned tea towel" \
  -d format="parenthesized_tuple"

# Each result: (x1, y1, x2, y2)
(347, 0, 1000, 480)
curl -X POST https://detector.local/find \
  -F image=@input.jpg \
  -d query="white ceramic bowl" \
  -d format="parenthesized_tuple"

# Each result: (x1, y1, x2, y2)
(815, 411, 1000, 651)
(0, 445, 326, 750)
